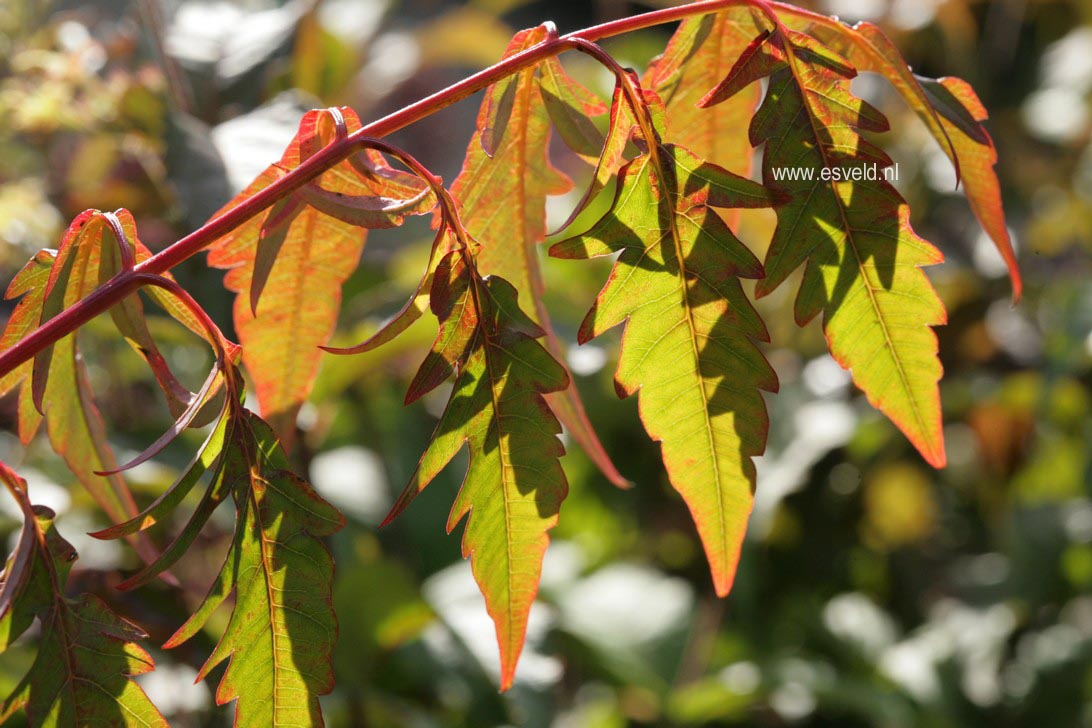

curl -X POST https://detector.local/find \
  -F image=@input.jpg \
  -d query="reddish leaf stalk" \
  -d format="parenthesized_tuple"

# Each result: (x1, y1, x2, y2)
(130, 274, 233, 366)
(0, 0, 799, 378)
(103, 212, 136, 271)
(356, 137, 484, 282)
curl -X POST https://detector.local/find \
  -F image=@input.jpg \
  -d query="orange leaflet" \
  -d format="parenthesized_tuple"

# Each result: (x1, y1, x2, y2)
(207, 107, 432, 445)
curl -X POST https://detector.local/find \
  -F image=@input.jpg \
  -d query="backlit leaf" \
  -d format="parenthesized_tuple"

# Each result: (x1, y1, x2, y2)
(539, 53, 606, 157)
(0, 462, 167, 727)
(382, 215, 570, 689)
(449, 25, 626, 487)
(161, 408, 343, 726)
(551, 89, 776, 596)
(207, 106, 432, 444)
(79, 360, 344, 726)
(0, 251, 52, 445)
(0, 211, 184, 566)
(553, 79, 637, 236)
(918, 75, 1019, 298)
(783, 15, 1021, 300)
(702, 26, 948, 466)
(645, 11, 764, 220)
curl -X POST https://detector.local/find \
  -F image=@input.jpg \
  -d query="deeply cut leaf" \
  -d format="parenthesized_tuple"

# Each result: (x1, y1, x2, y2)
(80, 350, 342, 726)
(551, 87, 776, 596)
(207, 107, 432, 444)
(0, 462, 167, 727)
(779, 13, 1021, 301)
(702, 26, 947, 466)
(0, 211, 190, 566)
(153, 402, 344, 727)
(384, 226, 569, 689)
(449, 25, 627, 487)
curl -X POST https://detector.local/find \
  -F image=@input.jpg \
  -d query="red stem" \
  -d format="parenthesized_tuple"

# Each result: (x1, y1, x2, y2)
(0, 0, 784, 378)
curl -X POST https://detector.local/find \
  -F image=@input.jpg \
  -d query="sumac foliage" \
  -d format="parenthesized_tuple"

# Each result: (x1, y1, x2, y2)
(0, 1, 1018, 724)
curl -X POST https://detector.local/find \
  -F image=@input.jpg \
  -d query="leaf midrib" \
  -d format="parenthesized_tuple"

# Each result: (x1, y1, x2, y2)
(781, 40, 929, 441)
(469, 280, 520, 664)
(240, 424, 290, 724)
(473, 61, 543, 665)
(647, 147, 729, 579)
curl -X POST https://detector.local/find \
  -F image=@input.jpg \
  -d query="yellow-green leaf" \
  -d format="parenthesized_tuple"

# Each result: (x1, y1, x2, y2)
(551, 94, 776, 596)
(163, 407, 344, 726)
(385, 242, 569, 690)
(703, 27, 947, 466)
(449, 25, 627, 487)
(0, 462, 167, 728)
(0, 211, 178, 566)
(779, 15, 1020, 300)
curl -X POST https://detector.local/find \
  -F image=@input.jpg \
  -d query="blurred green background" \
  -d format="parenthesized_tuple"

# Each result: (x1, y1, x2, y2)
(1, 0, 1091, 725)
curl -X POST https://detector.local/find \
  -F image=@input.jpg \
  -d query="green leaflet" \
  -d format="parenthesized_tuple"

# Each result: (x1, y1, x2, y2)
(702, 27, 947, 466)
(0, 463, 167, 727)
(447, 25, 626, 488)
(1, 594, 165, 728)
(551, 90, 776, 595)
(91, 404, 232, 544)
(538, 49, 606, 158)
(0, 250, 52, 445)
(779, 14, 1021, 300)
(161, 408, 344, 727)
(0, 211, 185, 566)
(82, 348, 344, 725)
(30, 211, 190, 417)
(100, 405, 235, 592)
(385, 242, 569, 690)
(553, 80, 639, 237)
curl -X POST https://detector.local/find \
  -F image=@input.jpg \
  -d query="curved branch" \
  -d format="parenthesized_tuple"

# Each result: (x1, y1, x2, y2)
(0, 0, 784, 378)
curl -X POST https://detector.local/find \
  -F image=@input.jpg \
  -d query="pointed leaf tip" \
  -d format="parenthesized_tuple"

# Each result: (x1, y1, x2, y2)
(555, 118, 776, 598)
(163, 407, 342, 723)
(736, 27, 949, 472)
